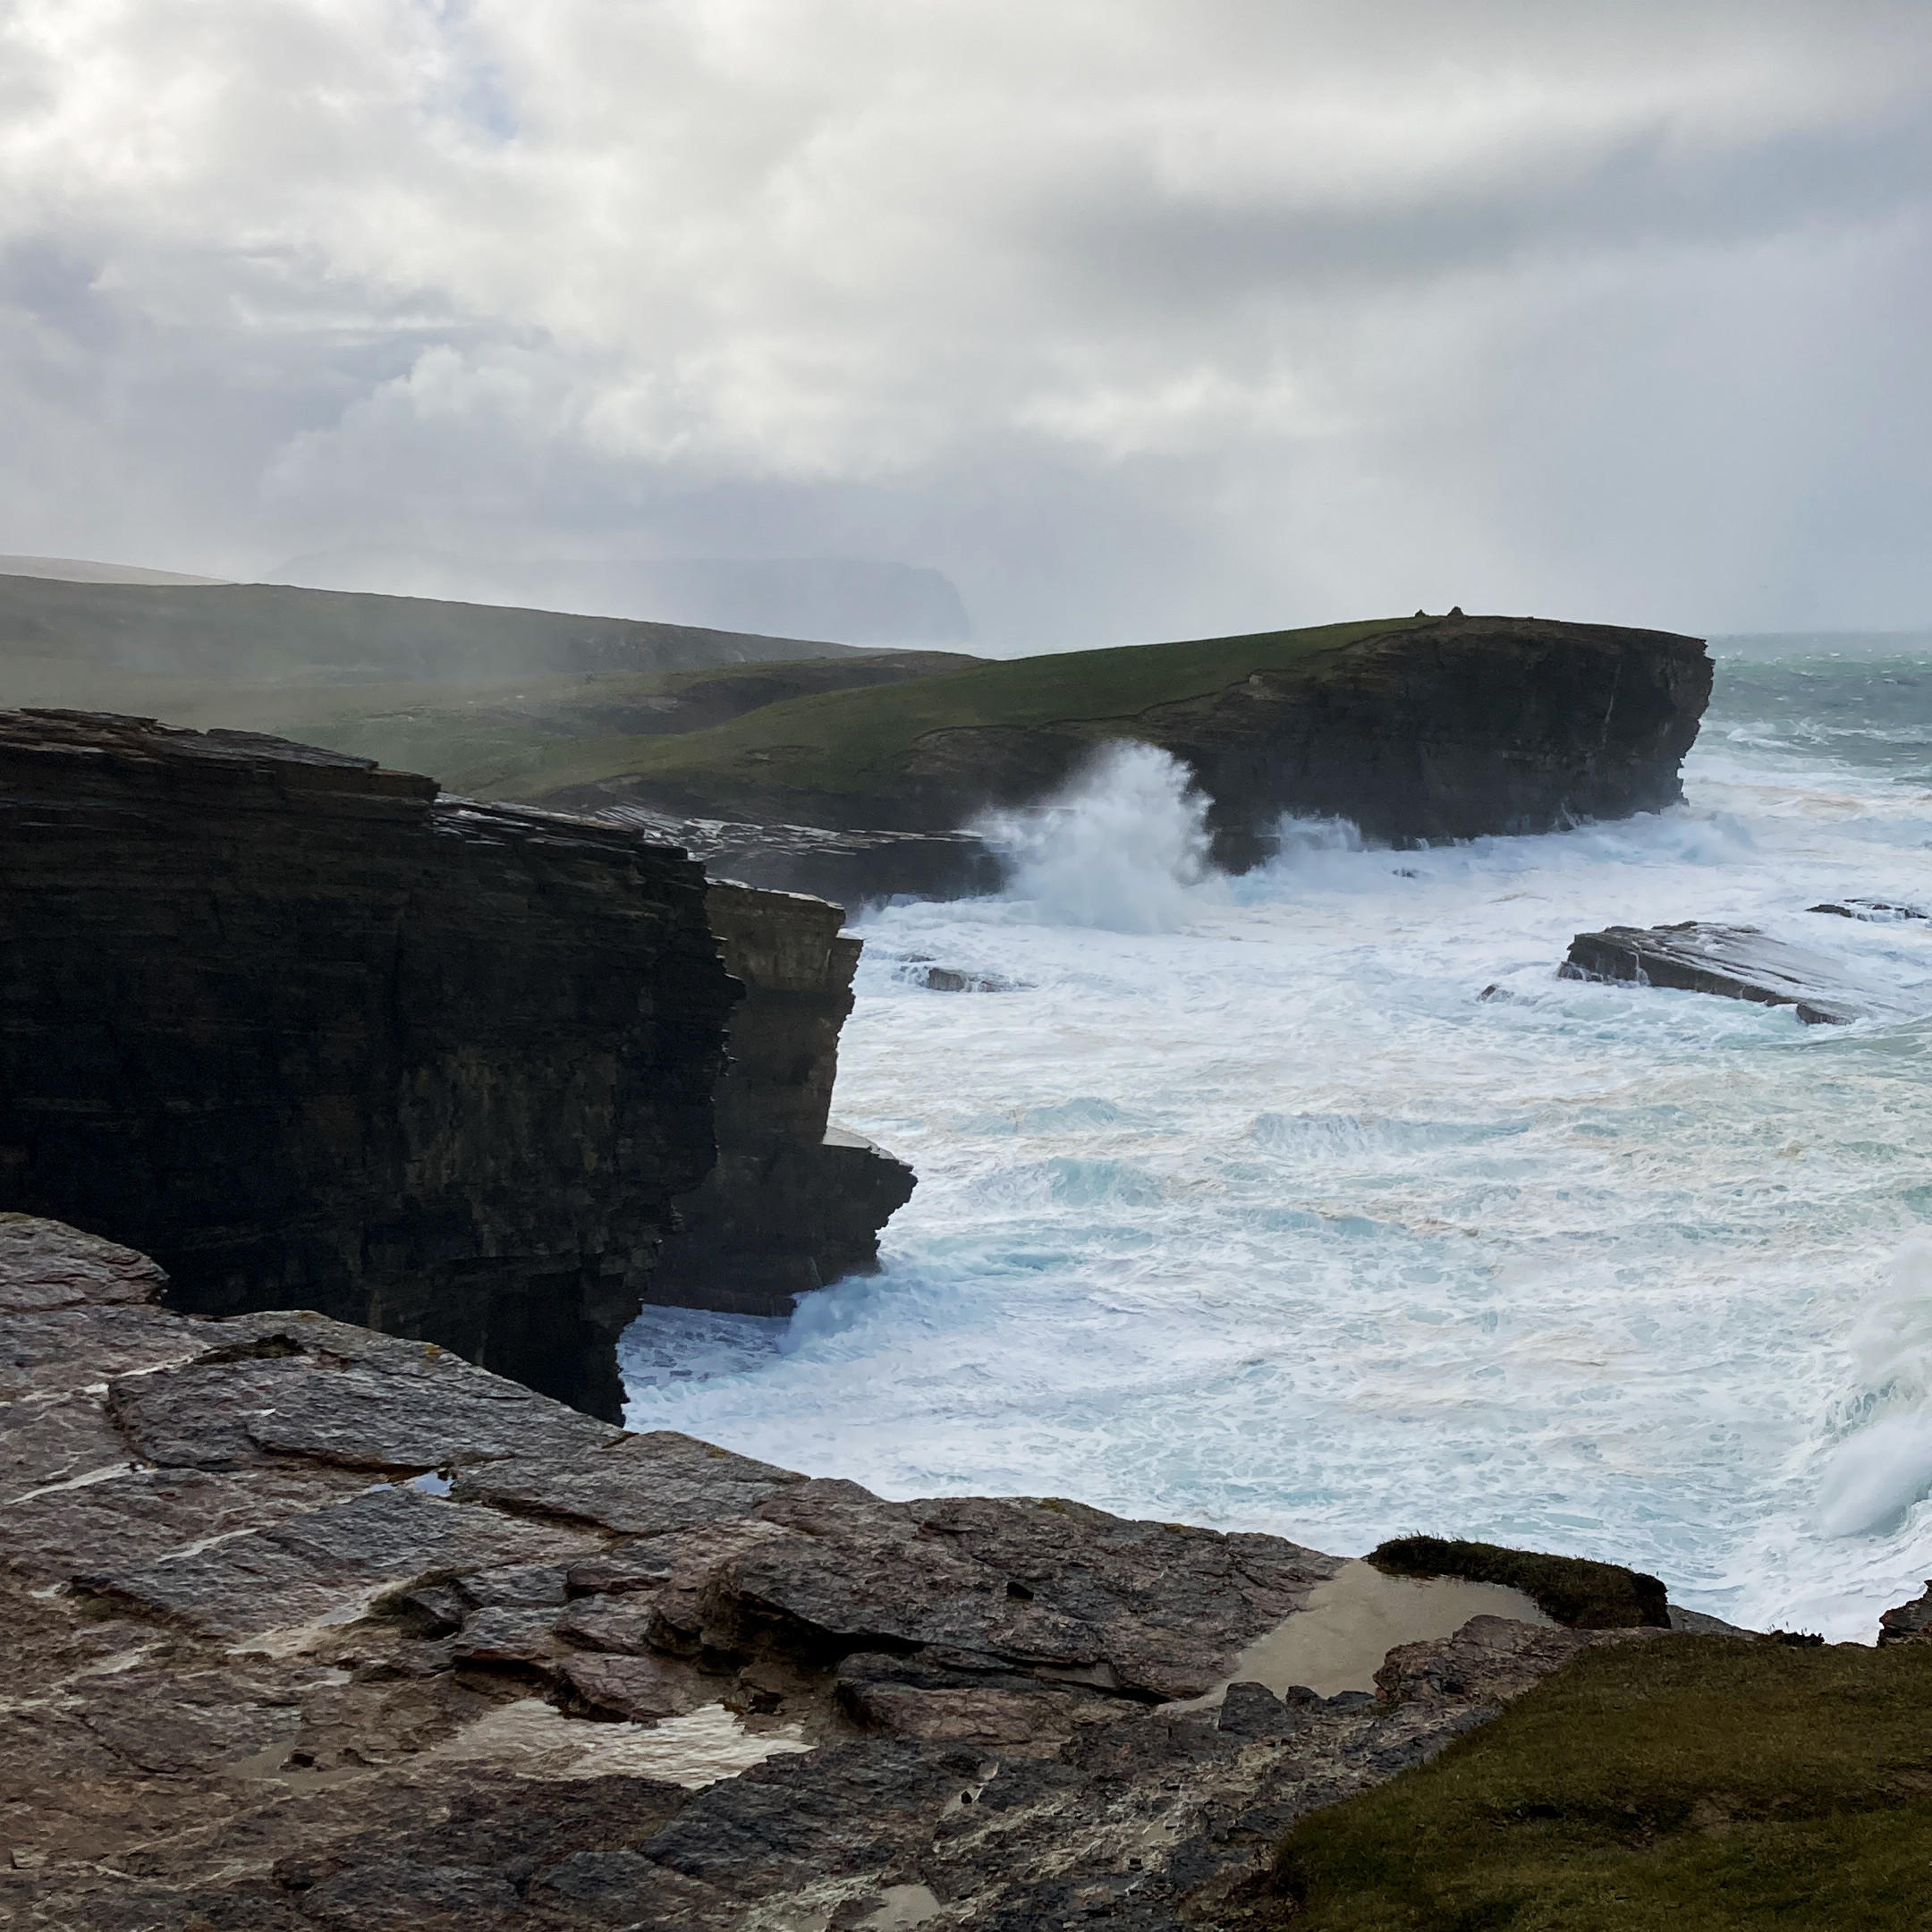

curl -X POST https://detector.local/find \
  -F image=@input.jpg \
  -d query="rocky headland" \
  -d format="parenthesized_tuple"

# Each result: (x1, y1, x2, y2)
(526, 611, 1714, 890)
(0, 710, 913, 1417)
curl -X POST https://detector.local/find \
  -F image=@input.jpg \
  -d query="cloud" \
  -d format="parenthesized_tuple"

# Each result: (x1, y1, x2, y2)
(1, 0, 1928, 646)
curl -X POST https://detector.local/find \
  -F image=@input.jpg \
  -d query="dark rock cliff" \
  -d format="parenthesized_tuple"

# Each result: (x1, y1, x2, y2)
(0, 710, 747, 1419)
(650, 883, 916, 1316)
(530, 613, 1712, 886)
(906, 614, 1715, 865)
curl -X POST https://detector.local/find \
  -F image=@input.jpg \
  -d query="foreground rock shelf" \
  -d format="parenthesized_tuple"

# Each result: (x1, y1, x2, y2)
(4, 1216, 1673, 1929)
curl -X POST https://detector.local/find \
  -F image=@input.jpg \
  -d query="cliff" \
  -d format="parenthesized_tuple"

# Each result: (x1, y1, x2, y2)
(0, 1215, 1666, 1930)
(650, 882, 916, 1316)
(0, 709, 911, 1419)
(511, 611, 1714, 863)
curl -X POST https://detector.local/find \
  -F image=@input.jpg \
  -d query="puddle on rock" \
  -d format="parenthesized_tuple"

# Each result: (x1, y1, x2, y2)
(1181, 1559, 1551, 1704)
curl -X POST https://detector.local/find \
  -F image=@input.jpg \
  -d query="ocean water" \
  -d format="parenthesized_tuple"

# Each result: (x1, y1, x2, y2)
(620, 642, 1932, 1641)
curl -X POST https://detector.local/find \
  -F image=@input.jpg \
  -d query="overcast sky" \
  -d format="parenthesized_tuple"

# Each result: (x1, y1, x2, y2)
(3, 1, 1928, 649)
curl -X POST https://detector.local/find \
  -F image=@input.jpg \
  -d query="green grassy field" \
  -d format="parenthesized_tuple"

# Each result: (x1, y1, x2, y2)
(1269, 1635, 1932, 1930)
(492, 613, 1427, 806)
(0, 648, 977, 798)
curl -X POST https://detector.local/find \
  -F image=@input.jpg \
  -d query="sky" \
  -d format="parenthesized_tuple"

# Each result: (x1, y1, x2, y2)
(2, 0, 1928, 651)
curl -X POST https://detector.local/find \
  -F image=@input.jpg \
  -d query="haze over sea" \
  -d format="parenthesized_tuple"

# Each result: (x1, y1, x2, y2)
(623, 640, 1932, 1641)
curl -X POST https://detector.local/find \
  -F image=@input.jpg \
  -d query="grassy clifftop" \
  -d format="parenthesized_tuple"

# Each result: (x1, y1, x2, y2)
(504, 614, 1428, 812)
(1270, 1635, 1932, 1929)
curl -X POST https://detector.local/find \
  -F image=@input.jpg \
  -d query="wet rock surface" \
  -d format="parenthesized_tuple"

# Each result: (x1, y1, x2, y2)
(1561, 920, 1909, 1025)
(646, 881, 916, 1318)
(0, 1216, 1638, 1928)
(567, 801, 1005, 906)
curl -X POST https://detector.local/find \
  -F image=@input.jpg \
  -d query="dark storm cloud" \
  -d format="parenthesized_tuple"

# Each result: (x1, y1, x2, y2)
(0, 0, 1928, 646)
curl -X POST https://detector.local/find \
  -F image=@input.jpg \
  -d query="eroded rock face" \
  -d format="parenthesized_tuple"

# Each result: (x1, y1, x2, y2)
(0, 1217, 1623, 1929)
(647, 882, 916, 1317)
(1878, 1580, 1932, 1646)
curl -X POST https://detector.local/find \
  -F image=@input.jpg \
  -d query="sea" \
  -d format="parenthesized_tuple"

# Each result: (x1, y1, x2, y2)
(620, 637, 1932, 1641)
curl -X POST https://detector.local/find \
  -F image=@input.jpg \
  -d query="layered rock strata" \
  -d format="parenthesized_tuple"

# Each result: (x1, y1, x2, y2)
(571, 801, 1005, 907)
(0, 713, 741, 1418)
(651, 882, 916, 1317)
(2, 1216, 1665, 1929)
(1004, 614, 1713, 866)
(1561, 920, 1908, 1025)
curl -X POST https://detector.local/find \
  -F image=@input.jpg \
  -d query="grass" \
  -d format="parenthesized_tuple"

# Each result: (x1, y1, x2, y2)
(1367, 1538, 1670, 1631)
(488, 614, 1428, 806)
(0, 650, 977, 799)
(1267, 1636, 1932, 1930)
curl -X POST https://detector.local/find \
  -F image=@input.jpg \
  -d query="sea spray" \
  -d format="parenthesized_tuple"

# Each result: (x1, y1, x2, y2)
(1816, 1239, 1932, 1538)
(978, 741, 1225, 933)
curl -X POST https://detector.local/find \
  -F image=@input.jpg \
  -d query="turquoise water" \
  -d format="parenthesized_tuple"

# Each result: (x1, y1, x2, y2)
(622, 648, 1932, 1640)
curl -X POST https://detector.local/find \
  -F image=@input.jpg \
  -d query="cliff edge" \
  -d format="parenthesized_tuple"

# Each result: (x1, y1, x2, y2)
(524, 611, 1713, 866)
(0, 710, 912, 1418)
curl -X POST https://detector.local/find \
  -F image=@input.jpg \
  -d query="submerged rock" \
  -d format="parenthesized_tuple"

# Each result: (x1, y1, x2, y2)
(1809, 898, 1930, 923)
(893, 957, 1029, 993)
(1560, 920, 1905, 1025)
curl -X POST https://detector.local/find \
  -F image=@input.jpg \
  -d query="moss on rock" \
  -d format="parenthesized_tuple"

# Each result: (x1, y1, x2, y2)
(1367, 1535, 1670, 1630)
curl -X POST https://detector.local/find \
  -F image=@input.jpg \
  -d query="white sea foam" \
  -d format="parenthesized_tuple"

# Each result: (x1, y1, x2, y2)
(976, 741, 1224, 933)
(621, 653, 1932, 1641)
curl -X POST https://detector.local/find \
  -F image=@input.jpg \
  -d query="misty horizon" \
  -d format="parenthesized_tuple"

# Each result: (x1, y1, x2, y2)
(3, 4, 1928, 651)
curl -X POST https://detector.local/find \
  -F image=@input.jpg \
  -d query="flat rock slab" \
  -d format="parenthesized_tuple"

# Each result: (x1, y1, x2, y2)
(0, 1213, 168, 1314)
(80, 1483, 598, 1640)
(1562, 921, 1907, 1024)
(721, 1483, 1342, 1701)
(109, 1317, 616, 1474)
(450, 1428, 806, 1533)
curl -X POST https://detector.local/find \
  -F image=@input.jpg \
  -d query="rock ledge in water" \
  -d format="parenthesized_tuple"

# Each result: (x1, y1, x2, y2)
(1560, 921, 1902, 1026)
